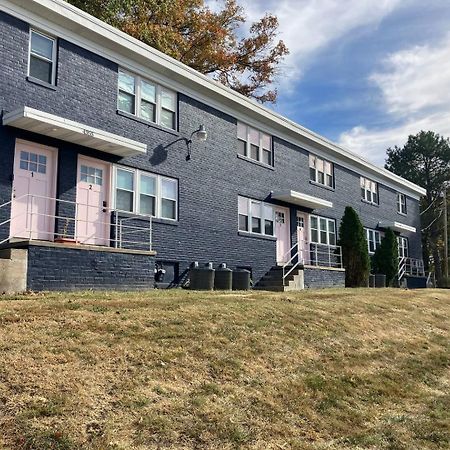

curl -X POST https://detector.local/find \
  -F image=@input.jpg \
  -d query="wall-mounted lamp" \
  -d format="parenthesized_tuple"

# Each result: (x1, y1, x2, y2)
(186, 125, 208, 160)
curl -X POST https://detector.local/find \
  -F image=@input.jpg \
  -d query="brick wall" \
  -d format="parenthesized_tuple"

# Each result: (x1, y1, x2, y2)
(27, 245, 155, 291)
(304, 267, 346, 289)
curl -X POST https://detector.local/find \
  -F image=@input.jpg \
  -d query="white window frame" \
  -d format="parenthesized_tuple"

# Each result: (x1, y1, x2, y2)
(237, 122, 273, 166)
(397, 193, 407, 215)
(360, 177, 379, 205)
(398, 236, 409, 258)
(365, 228, 382, 254)
(28, 29, 57, 85)
(238, 196, 275, 237)
(117, 69, 177, 130)
(309, 215, 336, 246)
(309, 154, 334, 188)
(113, 166, 178, 221)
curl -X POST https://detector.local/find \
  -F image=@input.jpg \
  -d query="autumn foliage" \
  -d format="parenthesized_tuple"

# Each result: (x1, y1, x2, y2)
(67, 0, 289, 103)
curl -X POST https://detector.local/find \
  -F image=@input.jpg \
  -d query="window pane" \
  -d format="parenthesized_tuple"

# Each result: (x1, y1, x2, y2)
(250, 144, 259, 161)
(140, 100, 155, 122)
(326, 174, 333, 187)
(118, 91, 135, 114)
(311, 229, 318, 243)
(161, 89, 176, 111)
(310, 167, 316, 182)
(238, 139, 246, 156)
(239, 214, 248, 231)
(141, 80, 156, 102)
(310, 216, 318, 230)
(140, 194, 155, 216)
(160, 109, 175, 129)
(265, 219, 274, 236)
(329, 232, 336, 246)
(161, 198, 176, 219)
(319, 218, 327, 232)
(251, 201, 261, 218)
(318, 171, 325, 184)
(262, 149, 272, 165)
(141, 174, 156, 195)
(261, 133, 271, 150)
(116, 190, 133, 212)
(238, 196, 248, 215)
(116, 169, 134, 190)
(237, 122, 247, 140)
(252, 217, 261, 234)
(31, 31, 53, 59)
(30, 56, 52, 84)
(249, 128, 259, 145)
(118, 72, 135, 94)
(162, 179, 177, 200)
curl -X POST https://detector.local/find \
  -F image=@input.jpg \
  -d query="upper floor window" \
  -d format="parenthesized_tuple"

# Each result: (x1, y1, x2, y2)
(397, 193, 407, 215)
(310, 215, 336, 246)
(238, 196, 274, 236)
(114, 166, 178, 220)
(237, 122, 273, 166)
(398, 236, 409, 258)
(29, 29, 57, 85)
(309, 154, 333, 188)
(118, 70, 177, 130)
(360, 177, 379, 205)
(365, 228, 381, 254)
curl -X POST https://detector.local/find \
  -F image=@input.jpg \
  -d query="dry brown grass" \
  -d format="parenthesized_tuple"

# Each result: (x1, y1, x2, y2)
(0, 288, 449, 449)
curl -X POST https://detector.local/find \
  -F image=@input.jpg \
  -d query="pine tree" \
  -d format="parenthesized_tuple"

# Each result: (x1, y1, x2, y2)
(372, 228, 399, 286)
(338, 207, 370, 287)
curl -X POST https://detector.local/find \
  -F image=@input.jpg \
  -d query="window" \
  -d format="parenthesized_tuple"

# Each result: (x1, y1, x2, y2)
(309, 154, 334, 188)
(365, 228, 381, 254)
(118, 70, 177, 130)
(114, 167, 178, 220)
(29, 29, 56, 85)
(237, 122, 273, 166)
(238, 196, 275, 237)
(397, 193, 407, 215)
(398, 237, 409, 258)
(80, 165, 103, 185)
(20, 151, 47, 174)
(360, 177, 379, 204)
(310, 215, 336, 245)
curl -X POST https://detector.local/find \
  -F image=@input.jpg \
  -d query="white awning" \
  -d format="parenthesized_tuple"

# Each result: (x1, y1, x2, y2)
(378, 221, 416, 233)
(271, 190, 333, 209)
(3, 107, 147, 157)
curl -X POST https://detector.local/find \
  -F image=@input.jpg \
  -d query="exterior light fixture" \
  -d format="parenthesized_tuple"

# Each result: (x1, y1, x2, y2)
(186, 125, 208, 160)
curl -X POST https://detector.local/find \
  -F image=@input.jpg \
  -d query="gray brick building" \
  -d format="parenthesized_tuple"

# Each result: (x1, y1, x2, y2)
(0, 0, 426, 291)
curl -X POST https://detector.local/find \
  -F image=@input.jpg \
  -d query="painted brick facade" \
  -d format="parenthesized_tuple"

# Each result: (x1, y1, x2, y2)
(0, 10, 423, 289)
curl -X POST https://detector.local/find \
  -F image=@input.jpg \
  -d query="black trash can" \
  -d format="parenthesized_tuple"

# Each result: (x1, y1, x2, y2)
(374, 274, 386, 288)
(232, 268, 251, 290)
(214, 263, 232, 290)
(190, 262, 215, 290)
(369, 274, 375, 288)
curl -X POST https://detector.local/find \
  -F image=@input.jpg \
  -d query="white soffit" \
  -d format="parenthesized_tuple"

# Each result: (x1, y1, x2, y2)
(378, 221, 417, 233)
(272, 190, 333, 209)
(0, 0, 427, 198)
(3, 107, 147, 157)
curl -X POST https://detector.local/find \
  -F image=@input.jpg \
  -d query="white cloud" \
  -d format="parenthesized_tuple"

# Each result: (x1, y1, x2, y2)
(370, 35, 450, 116)
(207, 0, 404, 86)
(339, 34, 450, 166)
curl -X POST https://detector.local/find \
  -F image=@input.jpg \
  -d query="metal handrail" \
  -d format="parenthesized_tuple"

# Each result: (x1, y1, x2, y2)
(0, 193, 152, 250)
(282, 242, 300, 285)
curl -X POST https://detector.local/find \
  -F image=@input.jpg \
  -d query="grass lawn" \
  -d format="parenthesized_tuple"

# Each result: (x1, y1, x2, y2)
(0, 288, 449, 450)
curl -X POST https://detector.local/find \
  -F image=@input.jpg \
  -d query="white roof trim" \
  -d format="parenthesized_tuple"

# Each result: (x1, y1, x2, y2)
(0, 0, 426, 198)
(272, 190, 333, 209)
(3, 107, 147, 157)
(378, 221, 416, 233)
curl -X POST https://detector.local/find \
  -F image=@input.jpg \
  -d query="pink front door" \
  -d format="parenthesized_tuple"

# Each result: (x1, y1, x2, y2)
(275, 207, 290, 264)
(75, 156, 110, 246)
(10, 140, 57, 240)
(297, 212, 309, 264)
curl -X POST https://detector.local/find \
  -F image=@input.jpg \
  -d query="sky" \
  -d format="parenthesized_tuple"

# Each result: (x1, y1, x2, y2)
(214, 0, 450, 167)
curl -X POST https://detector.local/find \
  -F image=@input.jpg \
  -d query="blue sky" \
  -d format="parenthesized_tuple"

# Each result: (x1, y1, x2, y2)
(232, 0, 450, 166)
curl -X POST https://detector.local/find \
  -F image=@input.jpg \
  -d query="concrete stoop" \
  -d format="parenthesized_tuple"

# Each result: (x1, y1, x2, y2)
(0, 248, 28, 294)
(254, 265, 304, 292)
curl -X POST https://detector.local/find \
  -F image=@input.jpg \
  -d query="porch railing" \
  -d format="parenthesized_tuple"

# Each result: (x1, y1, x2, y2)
(282, 240, 343, 285)
(0, 194, 152, 251)
(398, 256, 425, 282)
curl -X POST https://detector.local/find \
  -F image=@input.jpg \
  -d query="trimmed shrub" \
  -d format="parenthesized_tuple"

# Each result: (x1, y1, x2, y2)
(372, 228, 399, 286)
(338, 207, 370, 287)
